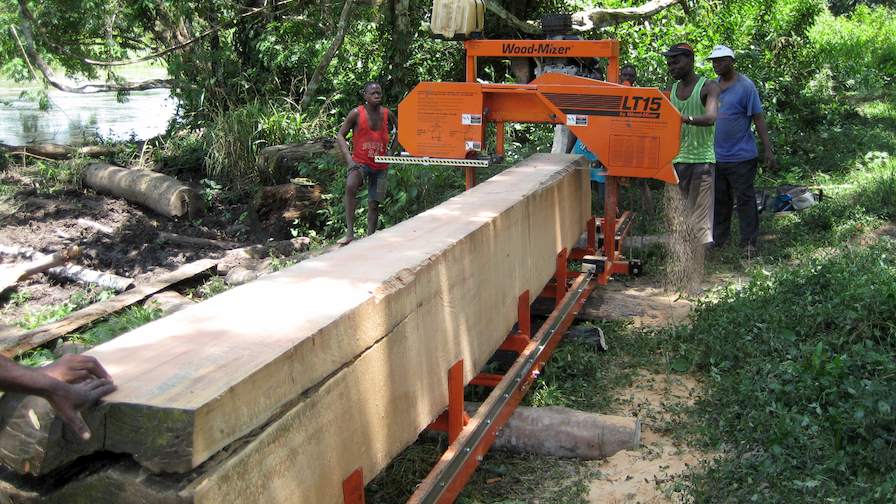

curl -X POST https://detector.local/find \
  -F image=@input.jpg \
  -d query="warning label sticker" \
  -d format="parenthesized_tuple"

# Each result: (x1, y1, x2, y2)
(465, 141, 482, 151)
(566, 115, 589, 126)
(462, 114, 482, 125)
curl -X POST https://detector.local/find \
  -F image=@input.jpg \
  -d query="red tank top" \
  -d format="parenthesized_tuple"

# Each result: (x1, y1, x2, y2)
(351, 105, 390, 171)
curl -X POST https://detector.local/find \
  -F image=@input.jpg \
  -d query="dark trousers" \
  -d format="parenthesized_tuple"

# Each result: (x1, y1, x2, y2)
(713, 158, 759, 247)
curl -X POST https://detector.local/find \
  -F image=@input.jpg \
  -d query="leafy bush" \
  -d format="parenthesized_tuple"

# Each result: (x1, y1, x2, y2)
(669, 240, 896, 502)
(202, 100, 330, 194)
(810, 6, 896, 92)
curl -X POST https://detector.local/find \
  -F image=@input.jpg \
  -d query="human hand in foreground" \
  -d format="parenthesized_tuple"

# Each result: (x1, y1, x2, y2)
(45, 377, 116, 440)
(40, 354, 116, 440)
(41, 354, 112, 383)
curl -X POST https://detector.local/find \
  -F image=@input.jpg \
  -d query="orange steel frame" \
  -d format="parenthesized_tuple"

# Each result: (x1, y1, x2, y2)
(343, 38, 675, 504)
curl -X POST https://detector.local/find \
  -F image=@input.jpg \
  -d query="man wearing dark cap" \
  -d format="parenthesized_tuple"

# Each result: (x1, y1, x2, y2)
(664, 43, 720, 246)
(708, 45, 777, 253)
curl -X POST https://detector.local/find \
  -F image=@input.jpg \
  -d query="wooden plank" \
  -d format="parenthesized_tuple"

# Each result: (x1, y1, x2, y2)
(0, 259, 218, 357)
(0, 154, 589, 483)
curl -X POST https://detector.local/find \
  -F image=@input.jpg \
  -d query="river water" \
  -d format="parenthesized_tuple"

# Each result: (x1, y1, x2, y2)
(0, 85, 177, 146)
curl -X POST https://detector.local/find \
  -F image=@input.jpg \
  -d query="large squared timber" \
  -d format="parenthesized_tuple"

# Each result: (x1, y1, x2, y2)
(0, 154, 589, 501)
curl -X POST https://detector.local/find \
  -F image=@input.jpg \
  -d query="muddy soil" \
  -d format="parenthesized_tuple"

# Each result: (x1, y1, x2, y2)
(0, 180, 249, 327)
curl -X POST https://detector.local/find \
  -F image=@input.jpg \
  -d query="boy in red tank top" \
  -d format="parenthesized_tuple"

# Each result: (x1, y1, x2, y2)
(336, 82, 398, 245)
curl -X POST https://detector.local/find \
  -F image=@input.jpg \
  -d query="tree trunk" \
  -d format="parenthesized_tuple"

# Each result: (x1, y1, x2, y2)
(298, 0, 356, 109)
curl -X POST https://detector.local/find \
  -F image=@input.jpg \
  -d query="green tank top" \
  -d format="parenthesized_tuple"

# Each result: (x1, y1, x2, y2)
(671, 76, 716, 163)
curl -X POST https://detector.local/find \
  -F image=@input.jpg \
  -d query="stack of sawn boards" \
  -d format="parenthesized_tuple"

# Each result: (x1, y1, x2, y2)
(0, 154, 589, 503)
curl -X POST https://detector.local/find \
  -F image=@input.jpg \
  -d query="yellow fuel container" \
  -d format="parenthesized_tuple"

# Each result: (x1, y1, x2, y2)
(430, 0, 485, 39)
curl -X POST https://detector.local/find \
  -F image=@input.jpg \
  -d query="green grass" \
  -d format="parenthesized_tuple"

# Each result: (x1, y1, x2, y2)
(186, 276, 231, 300)
(68, 305, 162, 347)
(16, 288, 114, 331)
(525, 321, 665, 413)
(367, 436, 598, 504)
(662, 239, 896, 503)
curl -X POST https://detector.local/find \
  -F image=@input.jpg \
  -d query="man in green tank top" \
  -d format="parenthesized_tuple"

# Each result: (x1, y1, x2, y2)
(663, 43, 721, 246)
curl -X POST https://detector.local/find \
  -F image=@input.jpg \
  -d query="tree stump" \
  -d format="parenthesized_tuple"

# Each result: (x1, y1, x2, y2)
(254, 182, 325, 240)
(256, 138, 338, 185)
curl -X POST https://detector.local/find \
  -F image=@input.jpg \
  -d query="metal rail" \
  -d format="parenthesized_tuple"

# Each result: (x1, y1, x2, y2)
(373, 156, 490, 168)
(408, 269, 595, 504)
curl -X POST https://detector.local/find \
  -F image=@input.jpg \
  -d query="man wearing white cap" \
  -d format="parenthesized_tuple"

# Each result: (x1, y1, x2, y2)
(708, 44, 777, 253)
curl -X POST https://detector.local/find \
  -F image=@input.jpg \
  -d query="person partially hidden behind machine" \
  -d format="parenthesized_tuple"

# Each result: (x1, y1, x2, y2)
(664, 43, 720, 246)
(569, 63, 640, 215)
(336, 82, 398, 246)
(0, 354, 115, 441)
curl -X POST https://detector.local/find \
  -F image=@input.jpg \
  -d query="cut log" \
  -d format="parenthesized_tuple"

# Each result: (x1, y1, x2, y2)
(0, 143, 120, 160)
(0, 154, 589, 493)
(482, 404, 640, 459)
(82, 163, 202, 218)
(0, 258, 218, 358)
(157, 232, 241, 250)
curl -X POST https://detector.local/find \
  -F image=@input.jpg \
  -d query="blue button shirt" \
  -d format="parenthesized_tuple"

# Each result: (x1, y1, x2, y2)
(714, 74, 763, 163)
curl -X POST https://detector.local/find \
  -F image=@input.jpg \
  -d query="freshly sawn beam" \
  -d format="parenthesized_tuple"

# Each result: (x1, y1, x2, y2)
(0, 155, 589, 501)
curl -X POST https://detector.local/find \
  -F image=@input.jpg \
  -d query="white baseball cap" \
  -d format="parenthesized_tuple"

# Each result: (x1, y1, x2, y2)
(707, 45, 735, 60)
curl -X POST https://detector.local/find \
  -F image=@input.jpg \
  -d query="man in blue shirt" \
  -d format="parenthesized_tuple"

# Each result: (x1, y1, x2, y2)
(708, 45, 777, 252)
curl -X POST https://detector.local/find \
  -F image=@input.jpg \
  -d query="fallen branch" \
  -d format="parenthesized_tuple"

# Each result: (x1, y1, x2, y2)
(0, 247, 79, 294)
(158, 232, 241, 250)
(0, 143, 119, 160)
(0, 258, 218, 357)
(0, 245, 133, 292)
(76, 218, 114, 235)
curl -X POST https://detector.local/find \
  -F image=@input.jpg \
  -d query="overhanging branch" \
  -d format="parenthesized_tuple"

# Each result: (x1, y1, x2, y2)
(484, 0, 688, 33)
(483, 1, 540, 35)
(14, 0, 173, 92)
(574, 0, 688, 30)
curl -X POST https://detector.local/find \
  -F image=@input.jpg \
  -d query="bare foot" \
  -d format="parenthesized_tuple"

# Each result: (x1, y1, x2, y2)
(337, 235, 354, 246)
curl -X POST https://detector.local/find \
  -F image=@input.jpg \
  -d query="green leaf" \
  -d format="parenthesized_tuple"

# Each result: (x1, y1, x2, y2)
(671, 356, 691, 373)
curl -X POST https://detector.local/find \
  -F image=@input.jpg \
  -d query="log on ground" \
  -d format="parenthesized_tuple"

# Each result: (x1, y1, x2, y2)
(82, 163, 202, 218)
(0, 154, 589, 490)
(484, 404, 640, 459)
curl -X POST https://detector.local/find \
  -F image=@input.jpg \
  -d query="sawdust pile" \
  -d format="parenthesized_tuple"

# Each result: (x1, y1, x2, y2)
(661, 185, 704, 295)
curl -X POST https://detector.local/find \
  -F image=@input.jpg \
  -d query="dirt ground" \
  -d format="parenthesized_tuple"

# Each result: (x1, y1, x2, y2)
(0, 182, 247, 326)
(583, 277, 707, 504)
